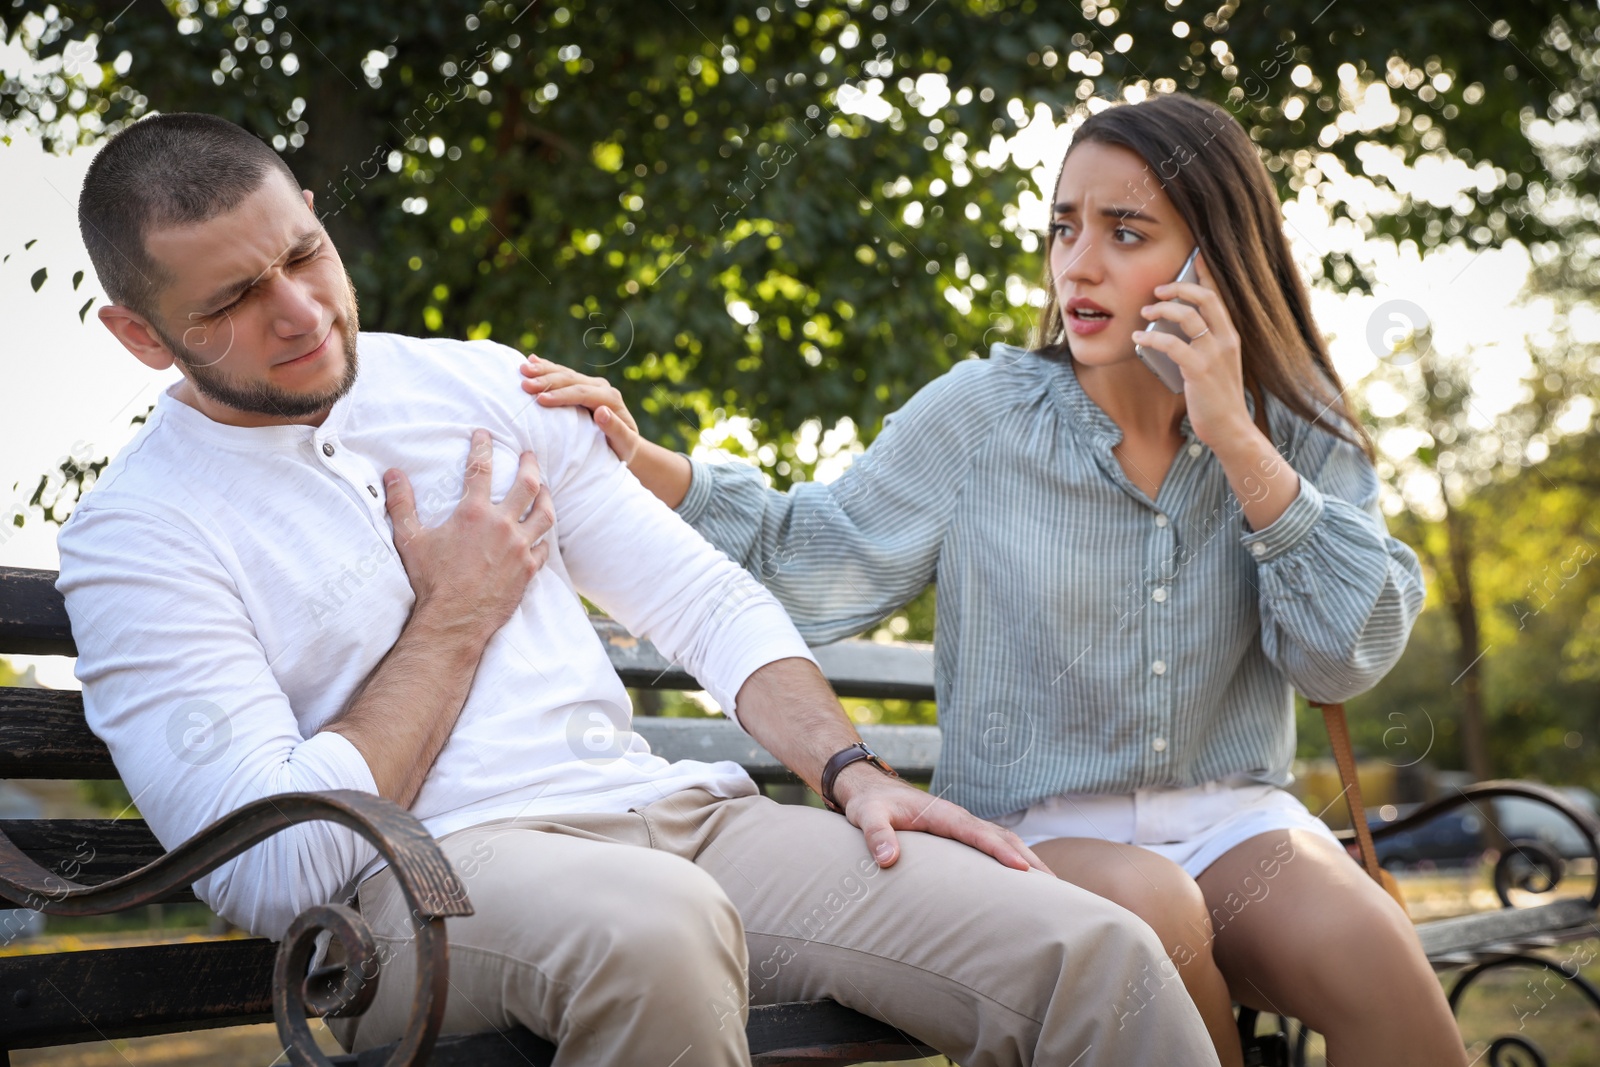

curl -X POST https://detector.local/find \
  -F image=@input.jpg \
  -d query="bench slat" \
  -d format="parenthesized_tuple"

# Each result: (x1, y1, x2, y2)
(0, 938, 274, 1048)
(0, 819, 198, 904)
(745, 999, 935, 1061)
(1416, 897, 1598, 962)
(0, 568, 936, 699)
(0, 933, 933, 1062)
(635, 718, 941, 781)
(341, 1028, 555, 1067)
(0, 567, 74, 657)
(336, 1000, 934, 1066)
(0, 693, 944, 782)
(0, 688, 117, 779)
(594, 616, 935, 701)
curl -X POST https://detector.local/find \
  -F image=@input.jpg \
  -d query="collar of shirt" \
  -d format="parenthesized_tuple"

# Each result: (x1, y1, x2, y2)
(152, 376, 359, 454)
(1009, 343, 1260, 458)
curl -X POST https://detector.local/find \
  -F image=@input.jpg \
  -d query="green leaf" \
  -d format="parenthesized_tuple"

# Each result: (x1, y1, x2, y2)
(78, 297, 96, 323)
(30, 268, 47, 292)
(23, 239, 36, 250)
(592, 142, 623, 173)
(72, 270, 84, 291)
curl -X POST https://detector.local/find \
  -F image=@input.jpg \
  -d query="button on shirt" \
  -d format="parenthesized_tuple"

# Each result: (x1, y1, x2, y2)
(676, 344, 1425, 821)
(56, 333, 814, 940)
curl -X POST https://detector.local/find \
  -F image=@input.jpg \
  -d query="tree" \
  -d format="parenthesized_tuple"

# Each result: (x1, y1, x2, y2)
(1339, 421, 1600, 792)
(5, 0, 1598, 472)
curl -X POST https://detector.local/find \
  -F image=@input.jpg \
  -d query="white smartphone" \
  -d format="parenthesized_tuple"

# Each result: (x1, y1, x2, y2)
(1134, 247, 1201, 394)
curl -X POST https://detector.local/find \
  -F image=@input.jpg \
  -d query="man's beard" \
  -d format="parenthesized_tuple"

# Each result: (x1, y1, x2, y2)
(158, 274, 362, 420)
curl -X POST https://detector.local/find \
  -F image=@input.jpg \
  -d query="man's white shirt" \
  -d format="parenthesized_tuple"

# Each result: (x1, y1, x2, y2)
(56, 333, 815, 939)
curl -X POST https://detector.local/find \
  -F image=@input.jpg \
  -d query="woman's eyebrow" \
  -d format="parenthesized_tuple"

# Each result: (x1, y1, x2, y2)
(1052, 201, 1161, 224)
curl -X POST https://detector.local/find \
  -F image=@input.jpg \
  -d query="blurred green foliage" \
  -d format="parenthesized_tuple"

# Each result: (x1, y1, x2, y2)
(1322, 429, 1600, 791)
(6, 0, 1599, 468)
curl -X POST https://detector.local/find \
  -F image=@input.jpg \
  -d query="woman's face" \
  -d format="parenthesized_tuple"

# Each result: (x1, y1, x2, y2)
(1048, 140, 1197, 370)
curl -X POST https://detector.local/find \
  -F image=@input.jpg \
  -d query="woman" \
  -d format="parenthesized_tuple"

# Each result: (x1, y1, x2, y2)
(520, 93, 1466, 1066)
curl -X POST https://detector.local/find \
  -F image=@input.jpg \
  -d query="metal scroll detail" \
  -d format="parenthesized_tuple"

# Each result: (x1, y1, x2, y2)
(1366, 780, 1600, 910)
(1446, 953, 1600, 1067)
(0, 789, 471, 1067)
(1382, 783, 1600, 1066)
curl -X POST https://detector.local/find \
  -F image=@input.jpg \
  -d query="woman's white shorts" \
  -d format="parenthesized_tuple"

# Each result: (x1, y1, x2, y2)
(989, 776, 1345, 878)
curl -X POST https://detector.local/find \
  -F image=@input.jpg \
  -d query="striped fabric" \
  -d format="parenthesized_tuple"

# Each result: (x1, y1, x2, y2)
(677, 343, 1426, 820)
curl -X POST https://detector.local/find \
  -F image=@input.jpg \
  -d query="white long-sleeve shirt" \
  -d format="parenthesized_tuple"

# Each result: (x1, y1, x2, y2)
(56, 332, 815, 940)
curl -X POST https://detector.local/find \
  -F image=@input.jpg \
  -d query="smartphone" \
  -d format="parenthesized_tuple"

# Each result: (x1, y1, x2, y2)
(1134, 247, 1201, 394)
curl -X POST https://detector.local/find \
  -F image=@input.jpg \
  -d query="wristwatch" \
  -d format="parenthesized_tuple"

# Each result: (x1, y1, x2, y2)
(819, 741, 899, 813)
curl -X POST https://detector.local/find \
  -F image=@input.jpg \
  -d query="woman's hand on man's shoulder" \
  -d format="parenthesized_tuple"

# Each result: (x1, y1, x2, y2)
(519, 355, 643, 465)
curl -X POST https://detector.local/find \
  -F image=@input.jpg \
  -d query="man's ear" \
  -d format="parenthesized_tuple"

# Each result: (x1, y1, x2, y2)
(98, 305, 176, 371)
(302, 188, 314, 211)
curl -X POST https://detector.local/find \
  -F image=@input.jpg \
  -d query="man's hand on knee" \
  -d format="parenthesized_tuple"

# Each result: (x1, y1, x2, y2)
(833, 764, 1050, 874)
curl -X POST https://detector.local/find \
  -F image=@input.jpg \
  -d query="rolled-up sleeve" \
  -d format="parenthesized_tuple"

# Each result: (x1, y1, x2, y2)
(57, 505, 380, 941)
(1242, 429, 1425, 703)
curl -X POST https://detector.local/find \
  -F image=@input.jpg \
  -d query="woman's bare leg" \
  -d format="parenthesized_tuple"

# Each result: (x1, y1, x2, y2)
(1033, 836, 1245, 1067)
(1195, 829, 1468, 1066)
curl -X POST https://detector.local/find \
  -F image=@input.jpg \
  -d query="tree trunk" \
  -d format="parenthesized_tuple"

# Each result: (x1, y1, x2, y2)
(1440, 499, 1492, 782)
(288, 64, 392, 329)
(1419, 360, 1493, 784)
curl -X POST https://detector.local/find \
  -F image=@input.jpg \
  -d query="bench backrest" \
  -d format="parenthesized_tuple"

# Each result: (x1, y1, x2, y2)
(0, 565, 942, 900)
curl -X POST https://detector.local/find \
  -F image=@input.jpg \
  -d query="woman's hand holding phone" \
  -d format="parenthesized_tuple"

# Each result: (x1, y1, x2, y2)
(1133, 253, 1303, 531)
(1130, 252, 1254, 453)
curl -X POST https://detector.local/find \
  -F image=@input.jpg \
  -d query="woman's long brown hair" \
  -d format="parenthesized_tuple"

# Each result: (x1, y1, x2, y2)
(1030, 93, 1374, 460)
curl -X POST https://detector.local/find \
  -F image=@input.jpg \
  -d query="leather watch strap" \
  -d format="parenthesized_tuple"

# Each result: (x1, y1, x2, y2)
(819, 742, 898, 813)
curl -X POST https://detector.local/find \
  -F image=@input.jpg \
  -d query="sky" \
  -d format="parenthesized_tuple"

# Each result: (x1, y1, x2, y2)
(0, 68, 1566, 690)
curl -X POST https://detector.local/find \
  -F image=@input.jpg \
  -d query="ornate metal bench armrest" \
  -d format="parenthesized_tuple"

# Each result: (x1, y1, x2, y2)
(1357, 780, 1600, 910)
(0, 789, 471, 1067)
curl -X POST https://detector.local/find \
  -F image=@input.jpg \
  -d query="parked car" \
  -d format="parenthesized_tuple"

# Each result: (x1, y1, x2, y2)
(1368, 788, 1599, 871)
(1369, 805, 1484, 871)
(1497, 788, 1600, 860)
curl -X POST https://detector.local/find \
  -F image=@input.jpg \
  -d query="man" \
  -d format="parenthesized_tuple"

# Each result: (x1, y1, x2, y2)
(57, 113, 1217, 1065)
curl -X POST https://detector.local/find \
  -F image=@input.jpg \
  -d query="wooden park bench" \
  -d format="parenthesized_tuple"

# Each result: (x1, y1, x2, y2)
(2, 564, 1597, 1066)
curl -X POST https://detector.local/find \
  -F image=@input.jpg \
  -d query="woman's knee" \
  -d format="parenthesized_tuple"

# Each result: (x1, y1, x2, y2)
(1229, 872, 1427, 1022)
(1299, 886, 1420, 988)
(1095, 854, 1215, 963)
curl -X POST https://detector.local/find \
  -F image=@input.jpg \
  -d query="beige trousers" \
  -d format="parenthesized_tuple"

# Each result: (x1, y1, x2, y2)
(329, 788, 1217, 1066)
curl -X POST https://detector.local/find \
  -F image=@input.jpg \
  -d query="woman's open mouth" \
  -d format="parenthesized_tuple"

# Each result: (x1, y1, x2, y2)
(1068, 306, 1114, 335)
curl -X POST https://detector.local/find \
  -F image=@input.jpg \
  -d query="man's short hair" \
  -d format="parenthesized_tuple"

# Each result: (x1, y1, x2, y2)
(78, 113, 300, 320)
